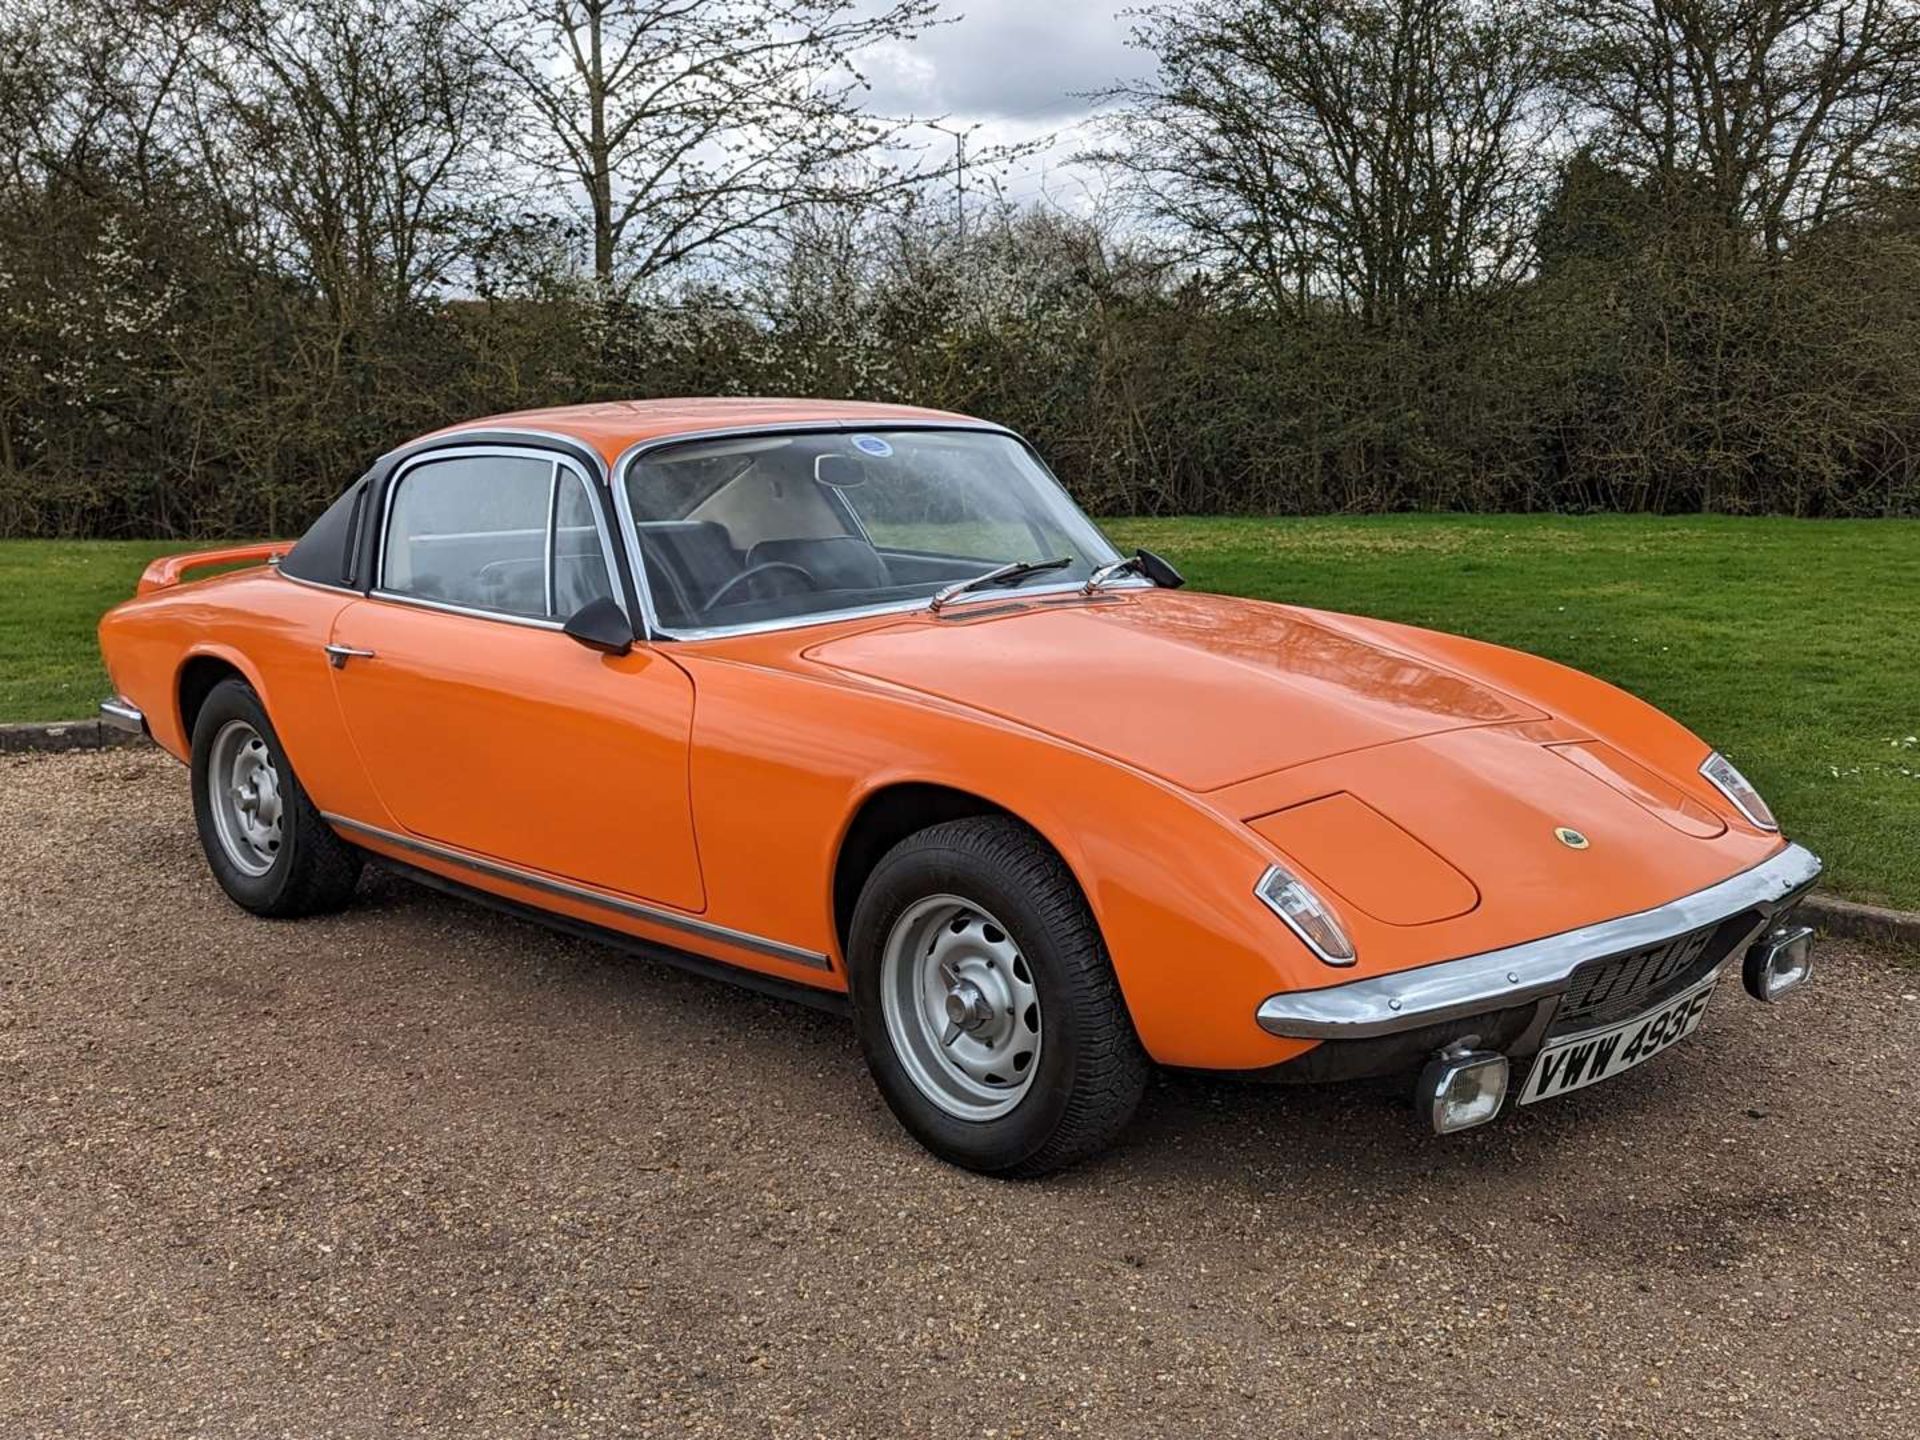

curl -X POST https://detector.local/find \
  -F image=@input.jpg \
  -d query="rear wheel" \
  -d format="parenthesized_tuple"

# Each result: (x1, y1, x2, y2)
(847, 817, 1149, 1177)
(190, 678, 361, 917)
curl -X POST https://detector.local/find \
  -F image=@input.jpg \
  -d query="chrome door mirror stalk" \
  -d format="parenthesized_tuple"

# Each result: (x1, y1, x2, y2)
(1134, 548, 1185, 589)
(1082, 555, 1141, 594)
(563, 596, 636, 656)
(1081, 549, 1187, 596)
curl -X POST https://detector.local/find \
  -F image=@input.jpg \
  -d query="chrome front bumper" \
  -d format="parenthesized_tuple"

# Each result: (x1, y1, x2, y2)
(1255, 843, 1822, 1040)
(99, 696, 146, 734)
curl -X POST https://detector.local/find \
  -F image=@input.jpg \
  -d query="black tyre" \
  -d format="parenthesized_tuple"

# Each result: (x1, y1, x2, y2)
(847, 816, 1149, 1177)
(189, 677, 362, 917)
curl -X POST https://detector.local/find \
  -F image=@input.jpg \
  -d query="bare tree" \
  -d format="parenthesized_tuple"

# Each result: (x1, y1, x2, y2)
(183, 0, 506, 313)
(0, 1, 208, 202)
(1561, 0, 1920, 251)
(482, 0, 944, 290)
(1090, 0, 1564, 323)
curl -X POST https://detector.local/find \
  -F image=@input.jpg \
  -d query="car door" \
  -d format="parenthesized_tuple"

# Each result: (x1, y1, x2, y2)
(326, 445, 705, 912)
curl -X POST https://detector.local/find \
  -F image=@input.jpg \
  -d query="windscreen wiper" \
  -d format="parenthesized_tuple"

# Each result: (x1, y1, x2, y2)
(928, 556, 1073, 611)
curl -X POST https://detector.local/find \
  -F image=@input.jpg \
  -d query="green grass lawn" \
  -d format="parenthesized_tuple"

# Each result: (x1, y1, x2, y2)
(0, 541, 208, 726)
(4, 518, 1916, 906)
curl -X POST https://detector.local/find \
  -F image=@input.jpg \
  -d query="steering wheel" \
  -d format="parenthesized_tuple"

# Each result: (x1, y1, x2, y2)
(699, 561, 819, 615)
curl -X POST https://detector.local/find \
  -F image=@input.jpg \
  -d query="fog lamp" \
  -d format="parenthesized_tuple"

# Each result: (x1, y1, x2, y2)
(1417, 1048, 1509, 1135)
(1743, 924, 1814, 1002)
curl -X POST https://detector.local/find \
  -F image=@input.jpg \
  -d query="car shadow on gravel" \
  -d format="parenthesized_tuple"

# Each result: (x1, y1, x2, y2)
(344, 860, 1785, 1215)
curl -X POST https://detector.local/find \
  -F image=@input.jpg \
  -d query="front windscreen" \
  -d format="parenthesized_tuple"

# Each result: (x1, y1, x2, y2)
(623, 428, 1123, 632)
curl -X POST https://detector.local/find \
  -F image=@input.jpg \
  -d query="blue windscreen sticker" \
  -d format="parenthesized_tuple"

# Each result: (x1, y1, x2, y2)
(852, 434, 893, 457)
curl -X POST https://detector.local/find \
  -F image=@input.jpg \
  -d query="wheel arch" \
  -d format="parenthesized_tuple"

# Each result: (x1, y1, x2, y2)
(176, 647, 268, 745)
(830, 781, 1084, 964)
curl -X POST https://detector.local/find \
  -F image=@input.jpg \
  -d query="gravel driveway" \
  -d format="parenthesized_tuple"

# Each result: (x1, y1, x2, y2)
(3, 747, 1916, 1438)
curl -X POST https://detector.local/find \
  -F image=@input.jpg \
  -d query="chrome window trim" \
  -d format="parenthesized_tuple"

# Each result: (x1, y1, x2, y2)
(1254, 842, 1822, 1039)
(383, 426, 613, 479)
(543, 460, 560, 617)
(276, 569, 358, 597)
(342, 478, 369, 588)
(365, 588, 569, 631)
(375, 444, 626, 630)
(321, 813, 831, 970)
(608, 420, 1137, 643)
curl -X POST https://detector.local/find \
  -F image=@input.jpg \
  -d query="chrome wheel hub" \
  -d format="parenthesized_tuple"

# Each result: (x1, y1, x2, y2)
(944, 979, 994, 1033)
(207, 720, 284, 877)
(879, 895, 1042, 1121)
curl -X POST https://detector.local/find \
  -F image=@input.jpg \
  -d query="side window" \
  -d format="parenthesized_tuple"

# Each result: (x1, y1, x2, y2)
(551, 471, 615, 616)
(382, 455, 555, 618)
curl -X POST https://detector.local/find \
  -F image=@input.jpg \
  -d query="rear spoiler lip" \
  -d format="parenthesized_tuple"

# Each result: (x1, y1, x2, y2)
(137, 542, 293, 596)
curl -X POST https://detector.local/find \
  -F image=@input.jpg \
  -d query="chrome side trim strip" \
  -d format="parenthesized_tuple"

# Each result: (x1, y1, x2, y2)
(99, 696, 146, 733)
(322, 814, 832, 970)
(1255, 843, 1822, 1039)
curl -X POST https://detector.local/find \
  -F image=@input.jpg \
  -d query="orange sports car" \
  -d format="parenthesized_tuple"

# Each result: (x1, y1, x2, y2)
(97, 399, 1821, 1175)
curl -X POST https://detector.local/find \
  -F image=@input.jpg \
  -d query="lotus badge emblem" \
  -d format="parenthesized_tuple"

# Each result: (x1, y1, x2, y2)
(1554, 826, 1590, 850)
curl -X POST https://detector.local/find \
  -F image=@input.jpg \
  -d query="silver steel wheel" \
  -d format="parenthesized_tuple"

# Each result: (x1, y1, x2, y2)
(879, 894, 1043, 1121)
(207, 719, 284, 877)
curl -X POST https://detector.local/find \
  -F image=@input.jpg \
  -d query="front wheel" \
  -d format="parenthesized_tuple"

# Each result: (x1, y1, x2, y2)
(847, 817, 1149, 1177)
(190, 677, 362, 917)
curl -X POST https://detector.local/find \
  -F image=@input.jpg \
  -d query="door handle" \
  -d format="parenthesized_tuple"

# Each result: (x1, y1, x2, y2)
(324, 644, 376, 669)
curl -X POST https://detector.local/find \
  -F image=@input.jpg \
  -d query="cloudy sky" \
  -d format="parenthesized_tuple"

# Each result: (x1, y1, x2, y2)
(856, 0, 1158, 212)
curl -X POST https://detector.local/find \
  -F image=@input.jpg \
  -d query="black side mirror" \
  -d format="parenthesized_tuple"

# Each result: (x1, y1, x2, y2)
(563, 596, 635, 656)
(1136, 548, 1185, 589)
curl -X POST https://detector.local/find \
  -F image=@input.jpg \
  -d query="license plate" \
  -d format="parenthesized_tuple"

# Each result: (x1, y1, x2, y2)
(1519, 969, 1721, 1106)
